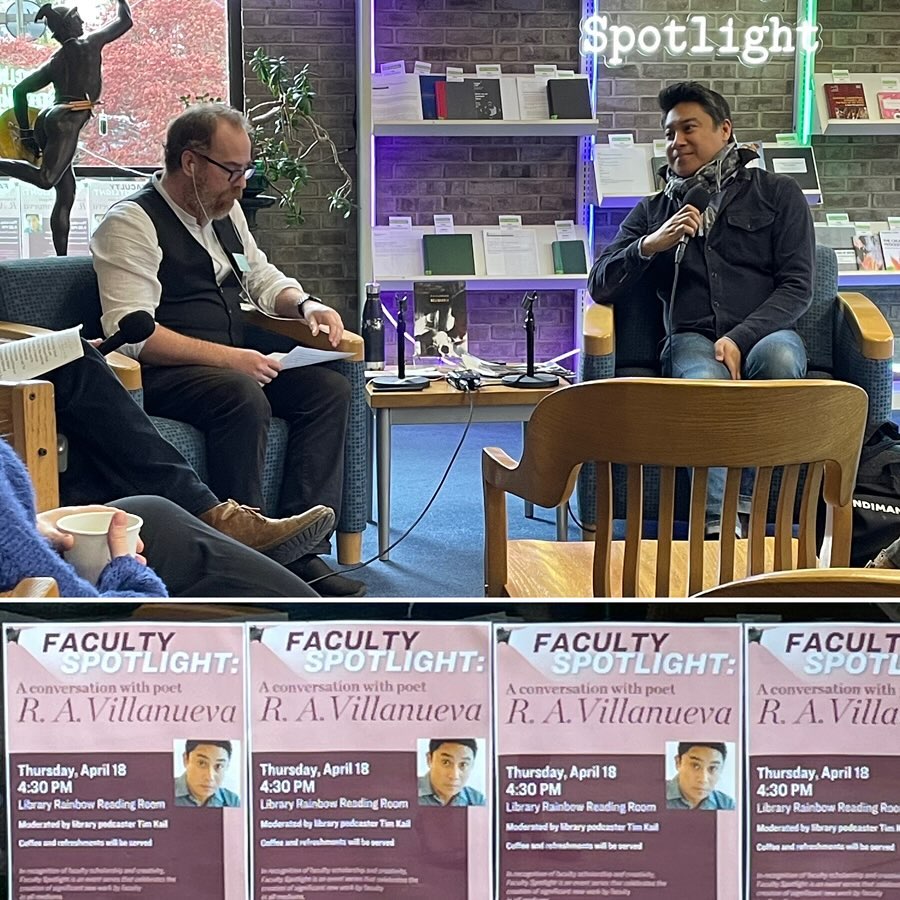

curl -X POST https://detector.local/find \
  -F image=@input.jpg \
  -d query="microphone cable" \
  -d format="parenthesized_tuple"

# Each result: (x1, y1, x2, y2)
(305, 389, 478, 591)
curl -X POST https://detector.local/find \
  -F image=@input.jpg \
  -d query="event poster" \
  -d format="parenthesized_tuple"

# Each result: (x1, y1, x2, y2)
(249, 622, 493, 899)
(19, 181, 90, 258)
(86, 178, 148, 235)
(496, 623, 742, 900)
(0, 179, 21, 260)
(747, 625, 900, 900)
(4, 622, 248, 899)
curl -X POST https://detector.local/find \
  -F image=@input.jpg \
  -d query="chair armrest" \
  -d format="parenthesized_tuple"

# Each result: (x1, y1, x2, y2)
(583, 303, 614, 358)
(0, 320, 143, 390)
(243, 309, 364, 362)
(836, 293, 894, 361)
(0, 577, 60, 598)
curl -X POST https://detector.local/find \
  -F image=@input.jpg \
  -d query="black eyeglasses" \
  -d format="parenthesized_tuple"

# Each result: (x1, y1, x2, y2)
(193, 152, 256, 185)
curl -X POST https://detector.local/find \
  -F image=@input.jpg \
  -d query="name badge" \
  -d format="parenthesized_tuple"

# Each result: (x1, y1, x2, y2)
(233, 252, 251, 273)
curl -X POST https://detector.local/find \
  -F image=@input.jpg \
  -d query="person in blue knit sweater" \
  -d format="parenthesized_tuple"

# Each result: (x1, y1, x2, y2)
(0, 439, 320, 598)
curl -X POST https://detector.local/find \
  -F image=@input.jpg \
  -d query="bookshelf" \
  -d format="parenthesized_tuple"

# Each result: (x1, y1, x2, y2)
(355, 0, 597, 329)
(812, 72, 900, 136)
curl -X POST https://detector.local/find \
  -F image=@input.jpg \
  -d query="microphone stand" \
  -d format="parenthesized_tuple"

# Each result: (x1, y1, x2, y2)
(370, 295, 430, 391)
(502, 291, 559, 389)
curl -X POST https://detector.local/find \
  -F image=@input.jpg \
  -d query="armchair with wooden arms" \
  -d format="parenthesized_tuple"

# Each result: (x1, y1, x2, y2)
(483, 378, 867, 598)
(577, 243, 894, 532)
(0, 256, 368, 564)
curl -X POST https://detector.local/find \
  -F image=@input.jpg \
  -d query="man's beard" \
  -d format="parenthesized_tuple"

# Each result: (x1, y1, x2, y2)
(188, 175, 239, 223)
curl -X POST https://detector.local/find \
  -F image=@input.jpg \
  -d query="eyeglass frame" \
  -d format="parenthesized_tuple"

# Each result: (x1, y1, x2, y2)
(192, 151, 256, 185)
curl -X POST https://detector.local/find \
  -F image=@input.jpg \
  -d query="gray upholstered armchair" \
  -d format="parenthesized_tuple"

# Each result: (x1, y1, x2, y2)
(0, 256, 367, 564)
(577, 243, 895, 530)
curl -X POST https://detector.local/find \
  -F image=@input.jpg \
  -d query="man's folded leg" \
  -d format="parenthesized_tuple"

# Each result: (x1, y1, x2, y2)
(113, 496, 322, 598)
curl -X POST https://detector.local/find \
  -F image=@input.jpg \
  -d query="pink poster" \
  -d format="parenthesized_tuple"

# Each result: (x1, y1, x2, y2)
(496, 623, 743, 900)
(3, 622, 248, 899)
(248, 621, 493, 900)
(748, 625, 900, 900)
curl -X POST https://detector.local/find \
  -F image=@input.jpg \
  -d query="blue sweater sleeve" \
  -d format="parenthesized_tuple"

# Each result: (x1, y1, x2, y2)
(0, 441, 168, 598)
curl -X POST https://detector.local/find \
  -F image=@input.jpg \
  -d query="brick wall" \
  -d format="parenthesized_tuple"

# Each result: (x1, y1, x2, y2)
(244, 0, 900, 347)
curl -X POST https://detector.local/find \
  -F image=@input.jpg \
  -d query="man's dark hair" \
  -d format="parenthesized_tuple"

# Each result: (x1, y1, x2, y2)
(164, 103, 251, 172)
(676, 742, 727, 760)
(184, 740, 233, 758)
(658, 82, 731, 128)
(428, 738, 478, 756)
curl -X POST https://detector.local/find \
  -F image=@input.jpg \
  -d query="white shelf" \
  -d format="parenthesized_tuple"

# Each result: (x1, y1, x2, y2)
(374, 119, 598, 137)
(813, 72, 900, 136)
(838, 271, 900, 288)
(378, 274, 588, 291)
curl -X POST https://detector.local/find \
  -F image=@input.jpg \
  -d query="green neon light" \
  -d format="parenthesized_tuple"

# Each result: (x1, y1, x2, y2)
(795, 0, 819, 145)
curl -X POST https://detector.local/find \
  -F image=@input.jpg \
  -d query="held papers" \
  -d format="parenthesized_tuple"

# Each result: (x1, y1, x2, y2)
(0, 325, 83, 380)
(268, 346, 354, 369)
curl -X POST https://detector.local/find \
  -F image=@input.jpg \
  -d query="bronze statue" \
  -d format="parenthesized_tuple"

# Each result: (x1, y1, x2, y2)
(0, 1, 132, 255)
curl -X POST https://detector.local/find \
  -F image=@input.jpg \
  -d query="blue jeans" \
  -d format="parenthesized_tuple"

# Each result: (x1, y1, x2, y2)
(660, 330, 807, 533)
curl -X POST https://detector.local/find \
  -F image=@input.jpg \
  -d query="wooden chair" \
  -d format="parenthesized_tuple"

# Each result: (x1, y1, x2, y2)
(0, 577, 59, 598)
(483, 378, 868, 598)
(693, 568, 900, 598)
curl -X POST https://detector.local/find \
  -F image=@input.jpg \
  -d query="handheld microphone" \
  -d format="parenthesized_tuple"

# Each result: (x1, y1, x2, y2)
(674, 185, 710, 265)
(96, 310, 156, 356)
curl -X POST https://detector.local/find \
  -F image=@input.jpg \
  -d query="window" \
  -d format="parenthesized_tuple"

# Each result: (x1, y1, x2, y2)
(0, 0, 234, 169)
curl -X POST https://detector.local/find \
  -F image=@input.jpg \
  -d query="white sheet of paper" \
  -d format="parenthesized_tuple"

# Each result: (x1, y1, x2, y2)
(593, 145, 654, 195)
(482, 228, 539, 276)
(515, 75, 551, 119)
(0, 325, 83, 380)
(772, 157, 809, 174)
(372, 227, 424, 276)
(371, 73, 423, 122)
(269, 346, 354, 369)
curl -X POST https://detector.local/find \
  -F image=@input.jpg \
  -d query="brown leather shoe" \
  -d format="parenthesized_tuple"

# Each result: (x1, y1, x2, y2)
(200, 500, 335, 565)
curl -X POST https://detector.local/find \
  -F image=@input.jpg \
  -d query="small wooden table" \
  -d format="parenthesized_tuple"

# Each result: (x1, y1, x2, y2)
(366, 379, 565, 559)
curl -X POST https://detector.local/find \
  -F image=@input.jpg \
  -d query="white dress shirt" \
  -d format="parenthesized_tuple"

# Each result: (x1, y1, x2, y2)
(91, 172, 304, 358)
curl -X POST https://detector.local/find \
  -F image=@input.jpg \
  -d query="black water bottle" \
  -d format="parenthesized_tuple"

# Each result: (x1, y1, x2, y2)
(362, 281, 385, 370)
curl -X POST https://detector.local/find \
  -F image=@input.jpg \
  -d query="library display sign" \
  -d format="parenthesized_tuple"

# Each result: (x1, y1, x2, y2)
(496, 624, 743, 900)
(249, 622, 493, 900)
(748, 625, 900, 900)
(4, 622, 248, 899)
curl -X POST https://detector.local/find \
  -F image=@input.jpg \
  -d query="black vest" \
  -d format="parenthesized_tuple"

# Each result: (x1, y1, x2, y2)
(127, 183, 246, 347)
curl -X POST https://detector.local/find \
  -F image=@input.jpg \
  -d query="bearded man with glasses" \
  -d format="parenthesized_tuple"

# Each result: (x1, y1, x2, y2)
(91, 103, 365, 596)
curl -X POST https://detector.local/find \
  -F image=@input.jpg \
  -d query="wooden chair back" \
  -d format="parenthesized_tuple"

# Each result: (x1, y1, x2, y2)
(0, 577, 60, 598)
(483, 378, 868, 598)
(693, 568, 900, 598)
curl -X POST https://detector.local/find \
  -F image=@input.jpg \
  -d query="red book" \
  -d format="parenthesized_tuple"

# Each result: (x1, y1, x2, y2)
(435, 81, 448, 119)
(824, 82, 869, 120)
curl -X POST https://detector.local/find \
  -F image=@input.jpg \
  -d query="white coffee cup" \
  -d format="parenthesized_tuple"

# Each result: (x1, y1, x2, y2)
(57, 510, 143, 585)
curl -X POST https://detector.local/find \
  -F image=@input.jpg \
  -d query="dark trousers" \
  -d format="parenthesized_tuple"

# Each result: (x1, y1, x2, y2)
(49, 342, 218, 516)
(112, 496, 318, 597)
(140, 361, 350, 544)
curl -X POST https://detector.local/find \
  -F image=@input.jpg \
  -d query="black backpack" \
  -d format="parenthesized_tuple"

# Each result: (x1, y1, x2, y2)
(849, 420, 900, 567)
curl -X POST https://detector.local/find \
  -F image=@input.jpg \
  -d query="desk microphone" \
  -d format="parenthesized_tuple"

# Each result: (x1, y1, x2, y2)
(96, 311, 156, 356)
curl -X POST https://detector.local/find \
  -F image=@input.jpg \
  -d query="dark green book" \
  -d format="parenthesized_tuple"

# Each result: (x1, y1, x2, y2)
(422, 233, 476, 276)
(551, 239, 587, 274)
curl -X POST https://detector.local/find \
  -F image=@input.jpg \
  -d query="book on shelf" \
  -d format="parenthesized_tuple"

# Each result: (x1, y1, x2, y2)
(824, 82, 869, 120)
(442, 79, 503, 119)
(422, 233, 476, 276)
(472, 78, 503, 119)
(482, 228, 539, 277)
(551, 239, 588, 274)
(413, 280, 468, 358)
(419, 74, 446, 119)
(546, 77, 593, 119)
(814, 224, 858, 271)
(760, 145, 821, 193)
(879, 231, 900, 270)
(651, 155, 667, 191)
(435, 81, 448, 118)
(853, 233, 885, 271)
(877, 91, 900, 120)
